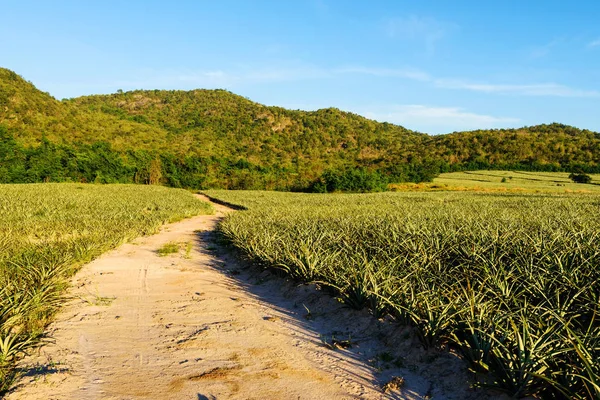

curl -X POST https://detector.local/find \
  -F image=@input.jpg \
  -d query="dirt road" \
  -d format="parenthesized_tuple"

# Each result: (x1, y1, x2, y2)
(7, 196, 491, 400)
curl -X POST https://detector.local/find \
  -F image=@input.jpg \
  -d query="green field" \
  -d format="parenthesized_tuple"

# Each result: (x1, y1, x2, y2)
(206, 189, 600, 399)
(433, 170, 600, 193)
(0, 184, 212, 392)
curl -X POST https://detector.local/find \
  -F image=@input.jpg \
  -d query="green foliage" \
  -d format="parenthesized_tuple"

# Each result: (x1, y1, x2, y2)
(0, 184, 212, 393)
(569, 172, 592, 184)
(0, 69, 169, 150)
(157, 242, 180, 256)
(311, 168, 389, 193)
(429, 123, 600, 173)
(208, 190, 600, 399)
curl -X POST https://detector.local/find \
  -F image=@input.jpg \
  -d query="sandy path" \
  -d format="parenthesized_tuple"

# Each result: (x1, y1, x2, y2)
(7, 196, 495, 400)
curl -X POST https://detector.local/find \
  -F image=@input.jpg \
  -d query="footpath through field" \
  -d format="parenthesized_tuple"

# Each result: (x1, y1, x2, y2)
(7, 195, 489, 400)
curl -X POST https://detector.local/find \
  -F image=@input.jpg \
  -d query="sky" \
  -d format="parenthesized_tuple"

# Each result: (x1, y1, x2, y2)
(1, 0, 599, 134)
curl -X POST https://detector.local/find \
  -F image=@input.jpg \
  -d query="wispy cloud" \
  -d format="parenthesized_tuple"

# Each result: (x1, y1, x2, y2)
(529, 39, 562, 59)
(334, 66, 430, 81)
(434, 79, 600, 97)
(589, 38, 600, 48)
(82, 66, 330, 93)
(245, 66, 330, 82)
(171, 67, 329, 86)
(358, 104, 519, 134)
(339, 66, 600, 98)
(384, 15, 457, 54)
(312, 0, 329, 15)
(167, 66, 600, 99)
(47, 70, 240, 98)
(175, 70, 239, 86)
(59, 63, 599, 100)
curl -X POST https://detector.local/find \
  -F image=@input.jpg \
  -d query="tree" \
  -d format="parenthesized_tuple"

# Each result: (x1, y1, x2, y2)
(148, 158, 163, 185)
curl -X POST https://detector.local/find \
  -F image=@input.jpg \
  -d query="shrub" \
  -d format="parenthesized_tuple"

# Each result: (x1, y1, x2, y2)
(310, 168, 389, 193)
(569, 173, 592, 184)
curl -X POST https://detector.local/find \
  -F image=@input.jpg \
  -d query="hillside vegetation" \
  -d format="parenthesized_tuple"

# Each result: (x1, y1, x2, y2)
(0, 69, 170, 149)
(1, 67, 600, 190)
(430, 125, 600, 171)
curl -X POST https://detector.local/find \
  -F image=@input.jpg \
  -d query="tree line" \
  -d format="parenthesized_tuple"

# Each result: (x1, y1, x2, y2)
(0, 125, 444, 192)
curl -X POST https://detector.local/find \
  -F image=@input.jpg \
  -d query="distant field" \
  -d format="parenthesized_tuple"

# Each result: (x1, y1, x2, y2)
(206, 189, 600, 399)
(433, 170, 600, 192)
(0, 184, 212, 393)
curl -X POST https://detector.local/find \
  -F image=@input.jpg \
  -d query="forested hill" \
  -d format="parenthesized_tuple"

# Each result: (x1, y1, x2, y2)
(428, 124, 600, 170)
(69, 89, 427, 171)
(1, 67, 600, 190)
(0, 68, 170, 150)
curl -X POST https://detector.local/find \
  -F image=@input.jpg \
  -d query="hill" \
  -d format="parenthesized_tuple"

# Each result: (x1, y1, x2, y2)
(429, 123, 600, 171)
(69, 89, 428, 174)
(1, 67, 599, 190)
(0, 68, 170, 150)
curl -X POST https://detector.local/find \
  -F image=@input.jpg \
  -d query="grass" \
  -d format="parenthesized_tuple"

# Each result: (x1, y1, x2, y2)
(206, 188, 600, 399)
(432, 170, 600, 193)
(157, 242, 180, 257)
(0, 183, 212, 394)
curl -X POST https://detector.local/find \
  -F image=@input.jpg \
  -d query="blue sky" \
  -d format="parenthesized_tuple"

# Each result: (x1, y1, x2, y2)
(1, 0, 599, 134)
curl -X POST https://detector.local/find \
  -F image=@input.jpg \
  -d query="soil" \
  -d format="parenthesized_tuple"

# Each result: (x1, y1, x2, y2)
(7, 195, 505, 400)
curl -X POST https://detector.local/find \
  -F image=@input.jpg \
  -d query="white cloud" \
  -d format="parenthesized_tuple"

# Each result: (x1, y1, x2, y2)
(589, 38, 600, 48)
(358, 104, 519, 133)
